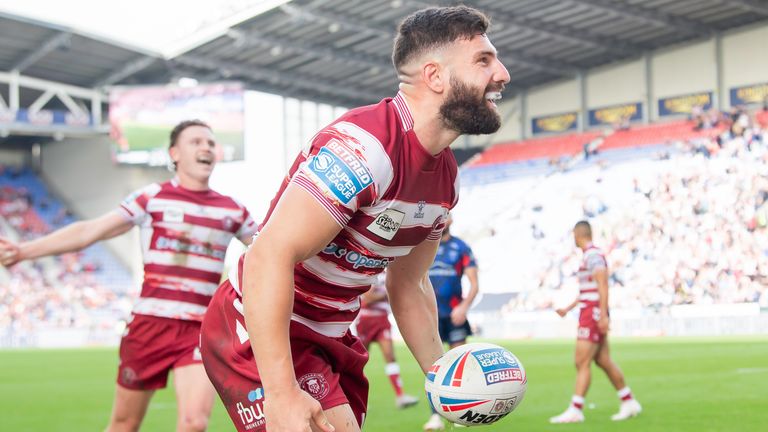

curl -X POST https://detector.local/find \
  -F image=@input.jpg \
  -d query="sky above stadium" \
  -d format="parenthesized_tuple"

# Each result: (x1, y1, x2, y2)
(0, 0, 291, 56)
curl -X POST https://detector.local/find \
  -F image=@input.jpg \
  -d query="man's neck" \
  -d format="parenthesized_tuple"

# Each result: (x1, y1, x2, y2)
(175, 173, 210, 191)
(399, 87, 460, 156)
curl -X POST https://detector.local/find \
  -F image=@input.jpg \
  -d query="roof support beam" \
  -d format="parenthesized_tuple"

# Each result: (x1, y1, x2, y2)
(411, 0, 646, 55)
(95, 56, 157, 87)
(573, 0, 711, 37)
(11, 32, 71, 73)
(174, 55, 382, 103)
(226, 29, 392, 72)
(719, 0, 768, 16)
(281, 3, 576, 76)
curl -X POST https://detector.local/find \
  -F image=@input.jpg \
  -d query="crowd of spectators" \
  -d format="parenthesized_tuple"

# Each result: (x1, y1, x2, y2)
(464, 107, 768, 313)
(0, 168, 133, 346)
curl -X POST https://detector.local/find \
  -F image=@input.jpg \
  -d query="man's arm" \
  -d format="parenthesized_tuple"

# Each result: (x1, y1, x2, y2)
(594, 267, 610, 333)
(361, 287, 387, 307)
(241, 183, 340, 432)
(555, 297, 580, 317)
(386, 238, 444, 374)
(0, 211, 133, 266)
(450, 266, 479, 326)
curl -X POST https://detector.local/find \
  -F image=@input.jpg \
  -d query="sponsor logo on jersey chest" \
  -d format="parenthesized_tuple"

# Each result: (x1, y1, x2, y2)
(367, 208, 405, 240)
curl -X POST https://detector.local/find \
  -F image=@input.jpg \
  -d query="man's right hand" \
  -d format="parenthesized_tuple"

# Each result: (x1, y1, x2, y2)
(555, 308, 568, 318)
(0, 237, 22, 267)
(263, 386, 335, 432)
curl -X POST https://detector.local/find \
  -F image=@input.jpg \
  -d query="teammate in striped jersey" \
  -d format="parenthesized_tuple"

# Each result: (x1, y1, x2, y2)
(354, 272, 419, 409)
(199, 6, 510, 432)
(550, 221, 641, 424)
(0, 120, 257, 432)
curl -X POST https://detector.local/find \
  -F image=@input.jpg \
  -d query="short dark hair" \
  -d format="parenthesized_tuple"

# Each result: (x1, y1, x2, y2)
(392, 6, 490, 73)
(169, 119, 210, 148)
(574, 220, 592, 238)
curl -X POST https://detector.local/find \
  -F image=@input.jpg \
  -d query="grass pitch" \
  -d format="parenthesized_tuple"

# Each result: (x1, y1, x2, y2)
(1, 336, 766, 431)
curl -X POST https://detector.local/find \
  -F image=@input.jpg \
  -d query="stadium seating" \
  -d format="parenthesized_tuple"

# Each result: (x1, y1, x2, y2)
(453, 111, 768, 314)
(1, 166, 134, 347)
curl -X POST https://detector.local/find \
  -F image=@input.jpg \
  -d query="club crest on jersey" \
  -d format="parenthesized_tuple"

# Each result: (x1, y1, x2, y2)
(163, 207, 184, 223)
(298, 373, 330, 400)
(367, 208, 405, 240)
(308, 141, 373, 204)
(414, 200, 426, 219)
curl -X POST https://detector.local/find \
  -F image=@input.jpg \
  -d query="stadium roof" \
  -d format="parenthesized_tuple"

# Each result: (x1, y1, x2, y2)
(2, 0, 768, 108)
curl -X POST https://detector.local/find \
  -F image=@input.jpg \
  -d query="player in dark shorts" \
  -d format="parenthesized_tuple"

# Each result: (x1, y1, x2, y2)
(424, 213, 480, 430)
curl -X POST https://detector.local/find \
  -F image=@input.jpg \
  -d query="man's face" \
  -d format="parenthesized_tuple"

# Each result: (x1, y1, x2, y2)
(439, 34, 510, 135)
(169, 125, 217, 181)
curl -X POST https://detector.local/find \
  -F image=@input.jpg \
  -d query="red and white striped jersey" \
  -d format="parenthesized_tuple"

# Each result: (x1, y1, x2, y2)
(230, 92, 458, 337)
(119, 178, 257, 321)
(359, 273, 390, 317)
(577, 244, 608, 308)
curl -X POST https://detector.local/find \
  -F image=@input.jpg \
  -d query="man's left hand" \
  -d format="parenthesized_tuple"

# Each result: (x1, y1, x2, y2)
(597, 316, 610, 334)
(450, 305, 468, 326)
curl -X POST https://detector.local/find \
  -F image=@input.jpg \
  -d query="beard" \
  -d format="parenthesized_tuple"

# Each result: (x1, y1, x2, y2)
(439, 76, 502, 135)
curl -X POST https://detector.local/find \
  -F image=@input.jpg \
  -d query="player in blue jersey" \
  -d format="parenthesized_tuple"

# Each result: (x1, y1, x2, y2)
(424, 214, 480, 430)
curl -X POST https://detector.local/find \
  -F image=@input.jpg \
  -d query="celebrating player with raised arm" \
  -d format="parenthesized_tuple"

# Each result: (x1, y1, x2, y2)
(0, 120, 257, 432)
(550, 220, 641, 424)
(199, 6, 510, 432)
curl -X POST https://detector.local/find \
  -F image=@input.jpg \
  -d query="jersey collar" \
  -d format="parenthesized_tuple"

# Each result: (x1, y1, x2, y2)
(392, 91, 414, 132)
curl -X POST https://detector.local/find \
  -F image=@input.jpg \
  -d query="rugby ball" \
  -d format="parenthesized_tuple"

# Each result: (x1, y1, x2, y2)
(424, 343, 527, 426)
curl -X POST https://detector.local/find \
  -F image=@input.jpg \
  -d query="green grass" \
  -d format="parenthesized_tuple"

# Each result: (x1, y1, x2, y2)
(1, 337, 766, 431)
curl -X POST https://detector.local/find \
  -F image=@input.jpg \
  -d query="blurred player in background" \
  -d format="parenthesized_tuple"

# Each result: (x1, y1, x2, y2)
(199, 5, 510, 432)
(423, 213, 480, 431)
(550, 220, 641, 424)
(355, 271, 419, 409)
(0, 120, 257, 432)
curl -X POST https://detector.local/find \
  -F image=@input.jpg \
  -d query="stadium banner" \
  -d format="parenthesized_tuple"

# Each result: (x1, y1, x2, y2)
(729, 82, 768, 106)
(531, 111, 578, 134)
(0, 108, 92, 127)
(657, 91, 712, 116)
(587, 102, 642, 127)
(109, 82, 245, 166)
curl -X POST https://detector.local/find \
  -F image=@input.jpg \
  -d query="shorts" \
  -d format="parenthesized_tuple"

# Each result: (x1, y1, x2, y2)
(200, 281, 370, 432)
(117, 314, 202, 390)
(356, 313, 391, 348)
(438, 316, 472, 345)
(577, 306, 607, 344)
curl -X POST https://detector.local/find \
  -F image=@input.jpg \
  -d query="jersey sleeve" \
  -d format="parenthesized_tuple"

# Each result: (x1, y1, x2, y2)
(290, 121, 393, 227)
(586, 251, 607, 273)
(235, 206, 258, 244)
(461, 244, 478, 269)
(117, 183, 161, 225)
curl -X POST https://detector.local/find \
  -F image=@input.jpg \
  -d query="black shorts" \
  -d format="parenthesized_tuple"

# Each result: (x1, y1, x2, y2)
(438, 316, 472, 345)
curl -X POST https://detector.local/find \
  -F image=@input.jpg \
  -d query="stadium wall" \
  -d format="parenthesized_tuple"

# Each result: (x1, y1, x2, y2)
(722, 23, 768, 109)
(0, 145, 30, 167)
(484, 21, 768, 144)
(39, 136, 171, 278)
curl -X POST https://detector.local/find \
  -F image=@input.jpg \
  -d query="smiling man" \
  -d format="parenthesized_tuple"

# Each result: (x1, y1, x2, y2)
(199, 6, 510, 432)
(0, 120, 257, 432)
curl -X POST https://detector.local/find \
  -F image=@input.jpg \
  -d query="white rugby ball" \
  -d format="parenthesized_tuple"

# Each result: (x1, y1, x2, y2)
(424, 343, 527, 426)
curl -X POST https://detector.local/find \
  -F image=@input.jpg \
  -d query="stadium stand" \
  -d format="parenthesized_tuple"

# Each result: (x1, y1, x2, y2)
(455, 108, 768, 317)
(0, 166, 134, 347)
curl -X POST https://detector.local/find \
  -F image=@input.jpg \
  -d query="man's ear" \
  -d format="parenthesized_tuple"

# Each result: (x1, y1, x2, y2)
(169, 146, 179, 166)
(422, 61, 446, 94)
